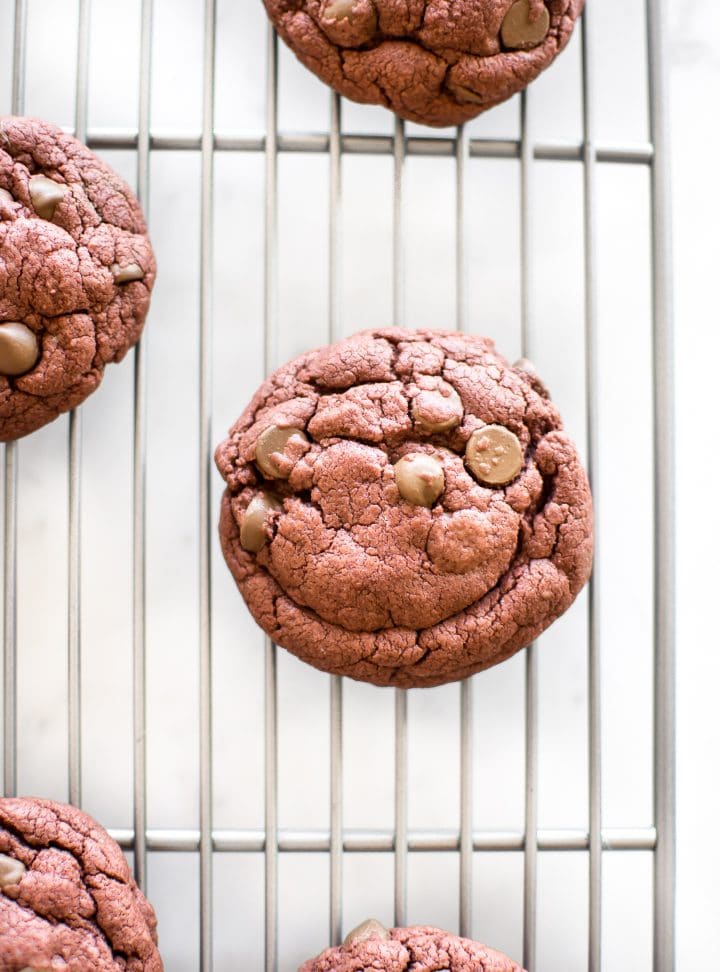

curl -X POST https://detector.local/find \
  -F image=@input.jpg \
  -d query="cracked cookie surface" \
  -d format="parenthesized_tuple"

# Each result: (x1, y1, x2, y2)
(1, 116, 155, 442)
(216, 328, 593, 689)
(263, 0, 584, 128)
(0, 797, 162, 972)
(299, 923, 525, 971)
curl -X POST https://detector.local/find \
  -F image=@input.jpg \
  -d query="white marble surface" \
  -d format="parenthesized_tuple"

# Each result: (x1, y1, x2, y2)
(0, 0, 716, 968)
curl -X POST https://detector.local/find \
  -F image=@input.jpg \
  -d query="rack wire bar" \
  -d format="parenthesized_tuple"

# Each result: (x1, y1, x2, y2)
(2, 0, 27, 803)
(198, 1, 218, 969)
(455, 121, 475, 941)
(66, 0, 91, 817)
(264, 27, 280, 972)
(108, 825, 657, 855)
(132, 0, 154, 897)
(519, 87, 539, 972)
(392, 115, 408, 931)
(580, 6, 603, 972)
(2, 439, 17, 799)
(646, 0, 676, 969)
(75, 128, 653, 164)
(328, 90, 344, 950)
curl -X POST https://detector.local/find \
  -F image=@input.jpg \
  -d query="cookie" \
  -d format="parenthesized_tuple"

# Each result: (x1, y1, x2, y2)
(1, 116, 156, 442)
(215, 328, 593, 688)
(299, 920, 525, 971)
(0, 797, 162, 972)
(263, 0, 584, 128)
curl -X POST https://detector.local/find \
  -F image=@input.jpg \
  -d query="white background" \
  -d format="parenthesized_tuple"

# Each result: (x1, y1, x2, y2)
(670, 0, 719, 966)
(0, 0, 717, 969)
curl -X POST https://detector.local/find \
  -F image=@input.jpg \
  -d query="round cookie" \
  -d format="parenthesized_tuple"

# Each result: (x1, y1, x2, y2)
(1, 116, 156, 442)
(215, 328, 593, 689)
(0, 797, 163, 971)
(300, 921, 525, 971)
(263, 0, 584, 128)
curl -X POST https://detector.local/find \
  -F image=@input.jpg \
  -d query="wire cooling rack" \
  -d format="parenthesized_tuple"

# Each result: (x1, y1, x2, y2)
(1, 1, 674, 970)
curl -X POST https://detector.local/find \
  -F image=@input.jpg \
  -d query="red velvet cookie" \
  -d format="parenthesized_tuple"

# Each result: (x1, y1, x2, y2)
(300, 920, 525, 971)
(216, 328, 593, 688)
(1, 116, 155, 442)
(0, 797, 162, 972)
(263, 0, 584, 128)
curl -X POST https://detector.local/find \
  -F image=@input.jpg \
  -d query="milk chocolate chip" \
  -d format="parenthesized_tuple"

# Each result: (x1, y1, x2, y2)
(0, 322, 39, 377)
(0, 852, 26, 887)
(501, 0, 550, 50)
(320, 0, 377, 45)
(412, 380, 463, 433)
(323, 0, 356, 19)
(240, 492, 282, 553)
(465, 425, 523, 485)
(112, 262, 145, 284)
(343, 918, 390, 948)
(28, 174, 68, 220)
(255, 425, 309, 479)
(395, 453, 445, 507)
(449, 83, 485, 105)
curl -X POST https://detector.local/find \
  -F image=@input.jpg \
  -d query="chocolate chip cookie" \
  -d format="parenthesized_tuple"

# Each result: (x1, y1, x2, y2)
(0, 797, 163, 972)
(1, 116, 155, 442)
(263, 0, 584, 128)
(215, 328, 593, 688)
(300, 920, 525, 971)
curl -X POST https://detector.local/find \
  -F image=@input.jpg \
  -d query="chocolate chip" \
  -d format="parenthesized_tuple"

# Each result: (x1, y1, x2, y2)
(0, 852, 26, 887)
(323, 0, 356, 20)
(255, 425, 309, 479)
(0, 187, 16, 206)
(448, 83, 485, 105)
(28, 175, 68, 220)
(320, 0, 378, 44)
(0, 322, 39, 377)
(343, 918, 390, 948)
(501, 0, 550, 50)
(412, 381, 463, 433)
(395, 453, 445, 507)
(112, 262, 145, 284)
(240, 492, 282, 553)
(465, 425, 523, 486)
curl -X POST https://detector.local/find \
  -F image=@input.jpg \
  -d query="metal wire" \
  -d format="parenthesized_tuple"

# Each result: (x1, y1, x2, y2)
(74, 128, 653, 164)
(392, 115, 409, 931)
(199, 1, 218, 969)
(580, 6, 603, 971)
(328, 91, 344, 950)
(67, 0, 91, 817)
(646, 0, 677, 968)
(2, 440, 17, 799)
(455, 121, 475, 942)
(264, 26, 280, 972)
(132, 0, 154, 897)
(106, 824, 658, 855)
(519, 87, 539, 972)
(2, 0, 27, 804)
